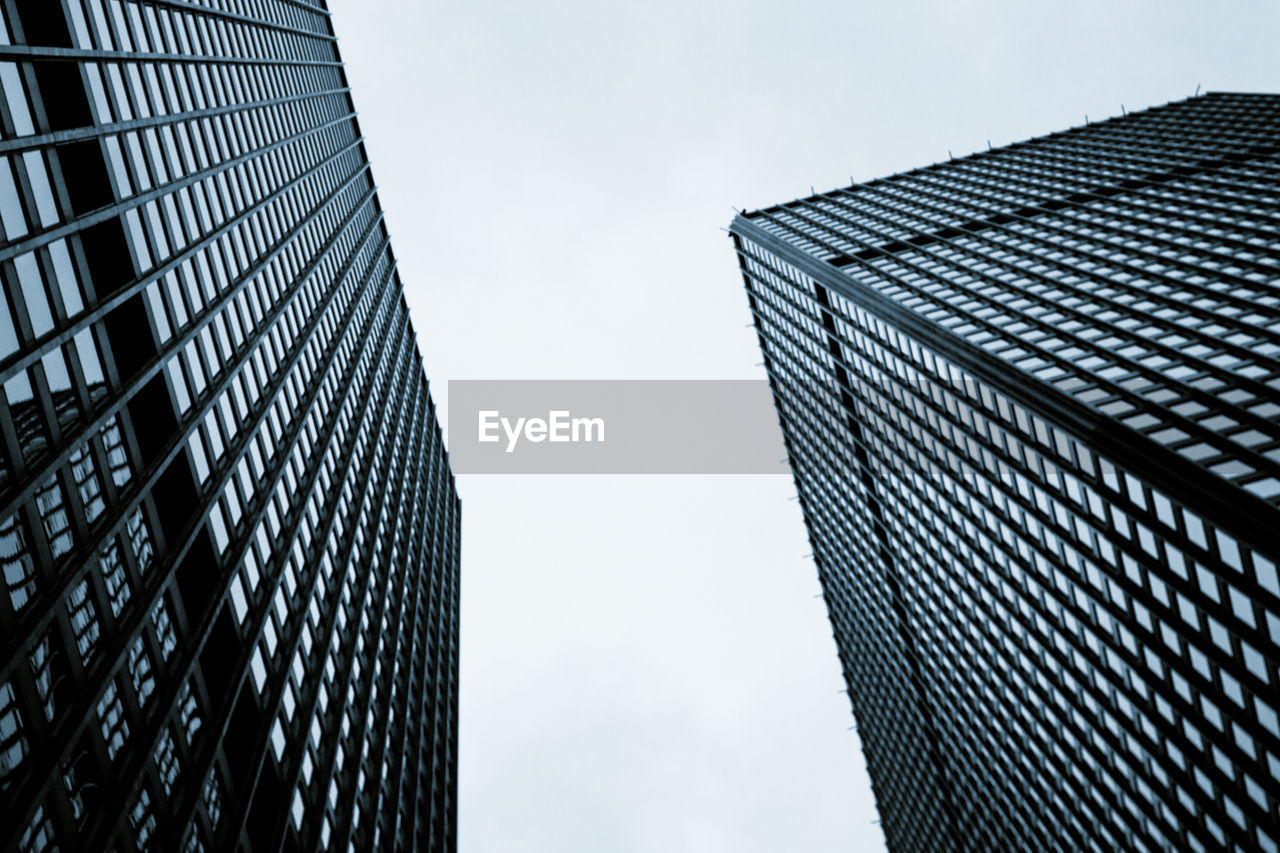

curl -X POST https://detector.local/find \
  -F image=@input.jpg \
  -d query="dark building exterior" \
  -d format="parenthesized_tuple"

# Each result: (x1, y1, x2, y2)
(731, 93, 1280, 852)
(0, 2, 459, 852)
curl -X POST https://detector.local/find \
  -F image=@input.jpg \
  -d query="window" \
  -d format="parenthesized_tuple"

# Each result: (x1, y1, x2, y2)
(18, 804, 55, 853)
(28, 635, 58, 722)
(129, 637, 155, 707)
(67, 579, 101, 660)
(155, 728, 179, 795)
(1, 512, 36, 611)
(179, 682, 202, 743)
(0, 680, 27, 784)
(97, 679, 129, 761)
(131, 786, 156, 848)
(152, 600, 177, 660)
(100, 538, 131, 616)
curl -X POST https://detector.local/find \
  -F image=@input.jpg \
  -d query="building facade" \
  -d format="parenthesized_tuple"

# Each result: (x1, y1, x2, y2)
(0, 2, 459, 851)
(731, 93, 1280, 852)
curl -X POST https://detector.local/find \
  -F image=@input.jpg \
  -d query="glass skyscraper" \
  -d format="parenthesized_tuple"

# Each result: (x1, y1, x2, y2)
(730, 93, 1280, 851)
(0, 2, 459, 851)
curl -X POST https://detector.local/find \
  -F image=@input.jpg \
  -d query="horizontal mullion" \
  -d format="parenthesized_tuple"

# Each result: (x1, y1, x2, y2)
(826, 179, 1280, 323)
(0, 43, 340, 68)
(904, 163, 1280, 281)
(0, 86, 348, 156)
(140, 0, 337, 44)
(981, 129, 1268, 188)
(766, 203, 1280, 434)
(775, 197, 1280, 445)
(942, 153, 1280, 238)
(877, 168, 1280, 272)
(827, 197, 1280, 388)
(939, 148, 1274, 225)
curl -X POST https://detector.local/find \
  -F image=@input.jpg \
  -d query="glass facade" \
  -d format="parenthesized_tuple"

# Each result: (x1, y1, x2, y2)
(0, 2, 459, 851)
(731, 93, 1280, 852)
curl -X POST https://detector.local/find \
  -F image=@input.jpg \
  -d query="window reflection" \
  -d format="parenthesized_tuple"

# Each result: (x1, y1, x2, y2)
(41, 349, 79, 434)
(0, 511, 35, 611)
(28, 633, 59, 721)
(5, 369, 49, 463)
(0, 680, 27, 787)
(15, 252, 52, 337)
(35, 475, 73, 560)
(99, 536, 130, 617)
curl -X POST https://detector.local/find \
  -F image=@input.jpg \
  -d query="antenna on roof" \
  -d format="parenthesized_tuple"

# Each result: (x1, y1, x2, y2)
(1121, 104, 1126, 115)
(1195, 83, 1202, 96)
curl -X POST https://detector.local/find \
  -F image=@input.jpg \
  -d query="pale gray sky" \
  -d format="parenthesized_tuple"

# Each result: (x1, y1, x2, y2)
(324, 1, 1278, 850)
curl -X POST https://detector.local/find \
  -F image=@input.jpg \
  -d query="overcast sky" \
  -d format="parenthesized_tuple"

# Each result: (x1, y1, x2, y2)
(323, 2, 1278, 850)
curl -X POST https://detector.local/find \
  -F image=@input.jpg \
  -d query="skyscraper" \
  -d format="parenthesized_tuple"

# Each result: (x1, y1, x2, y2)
(0, 2, 459, 851)
(730, 93, 1280, 852)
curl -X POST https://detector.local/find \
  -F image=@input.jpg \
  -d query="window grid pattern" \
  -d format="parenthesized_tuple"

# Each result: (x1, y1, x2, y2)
(0, 3, 459, 852)
(731, 93, 1280, 853)
(752, 94, 1280, 505)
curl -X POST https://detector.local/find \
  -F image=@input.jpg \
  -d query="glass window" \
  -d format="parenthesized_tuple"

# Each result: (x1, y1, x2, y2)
(202, 770, 222, 826)
(15, 252, 52, 337)
(74, 329, 107, 405)
(152, 601, 177, 660)
(67, 579, 101, 660)
(96, 680, 129, 761)
(127, 509, 153, 573)
(21, 151, 58, 228)
(35, 475, 74, 560)
(1, 511, 36, 611)
(129, 637, 155, 707)
(28, 634, 57, 721)
(48, 240, 83, 317)
(179, 682, 201, 744)
(155, 728, 179, 795)
(0, 154, 29, 238)
(0, 680, 27, 784)
(100, 537, 131, 617)
(0, 282, 17, 359)
(18, 804, 54, 853)
(130, 787, 155, 848)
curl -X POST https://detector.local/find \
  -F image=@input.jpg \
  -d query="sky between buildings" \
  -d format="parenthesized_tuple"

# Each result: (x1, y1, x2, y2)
(324, 2, 1279, 850)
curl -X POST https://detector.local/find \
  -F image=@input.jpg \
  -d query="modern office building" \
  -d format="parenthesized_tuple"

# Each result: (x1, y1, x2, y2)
(0, 2, 459, 852)
(730, 93, 1280, 852)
